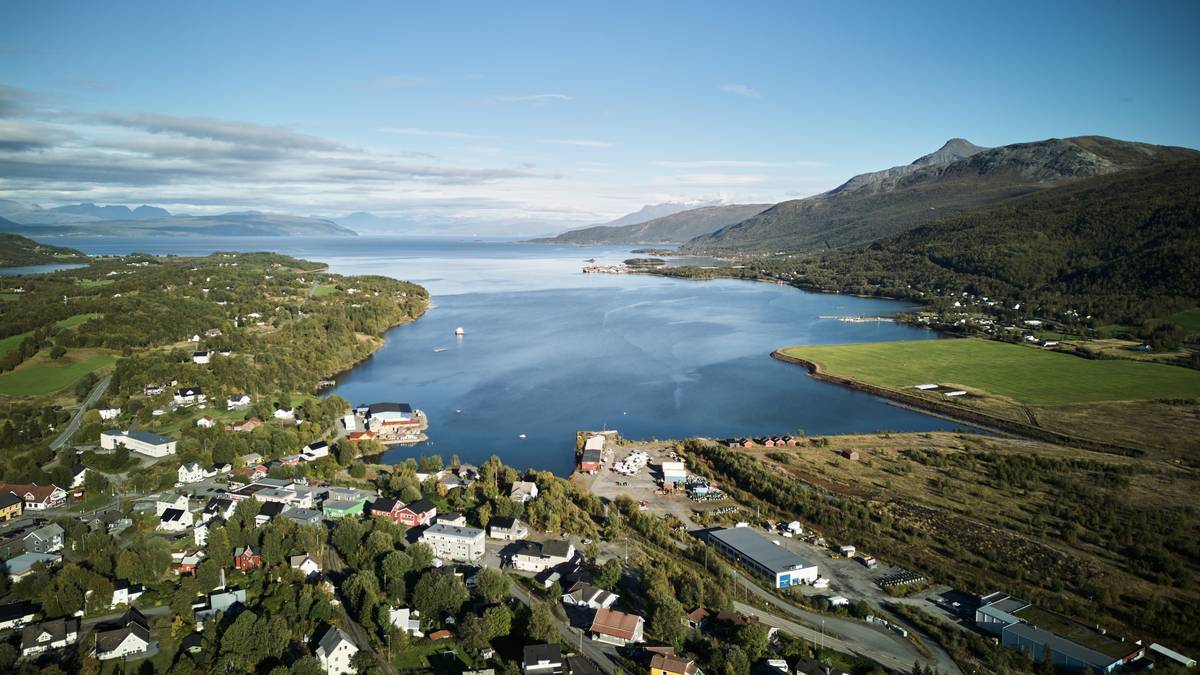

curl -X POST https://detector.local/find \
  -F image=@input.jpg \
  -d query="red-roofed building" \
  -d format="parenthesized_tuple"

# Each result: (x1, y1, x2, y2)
(233, 546, 262, 571)
(0, 484, 67, 510)
(589, 608, 645, 646)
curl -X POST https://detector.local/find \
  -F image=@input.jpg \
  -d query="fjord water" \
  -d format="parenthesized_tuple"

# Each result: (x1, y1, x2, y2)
(47, 236, 959, 474)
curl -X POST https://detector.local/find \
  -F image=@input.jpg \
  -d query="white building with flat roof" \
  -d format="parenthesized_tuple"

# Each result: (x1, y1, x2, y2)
(101, 429, 176, 457)
(420, 523, 485, 562)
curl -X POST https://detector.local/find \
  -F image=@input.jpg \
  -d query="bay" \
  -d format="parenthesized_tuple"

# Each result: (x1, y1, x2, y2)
(38, 235, 965, 475)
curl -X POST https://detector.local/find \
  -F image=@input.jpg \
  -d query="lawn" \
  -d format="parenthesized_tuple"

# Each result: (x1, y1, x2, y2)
(77, 278, 115, 288)
(779, 338, 1200, 406)
(0, 351, 117, 397)
(0, 293, 20, 301)
(312, 283, 338, 297)
(0, 331, 31, 356)
(1167, 307, 1200, 336)
(56, 312, 102, 328)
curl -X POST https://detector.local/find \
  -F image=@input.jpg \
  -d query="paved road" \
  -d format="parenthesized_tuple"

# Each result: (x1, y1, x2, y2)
(50, 374, 111, 450)
(728, 568, 960, 675)
(321, 547, 399, 675)
(508, 577, 619, 675)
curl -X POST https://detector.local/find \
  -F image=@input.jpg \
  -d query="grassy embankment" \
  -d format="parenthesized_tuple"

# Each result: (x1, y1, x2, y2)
(777, 338, 1200, 461)
(0, 313, 111, 396)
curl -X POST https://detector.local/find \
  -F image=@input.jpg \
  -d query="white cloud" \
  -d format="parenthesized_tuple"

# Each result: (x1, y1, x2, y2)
(719, 83, 761, 98)
(378, 127, 475, 138)
(541, 138, 612, 148)
(651, 173, 768, 186)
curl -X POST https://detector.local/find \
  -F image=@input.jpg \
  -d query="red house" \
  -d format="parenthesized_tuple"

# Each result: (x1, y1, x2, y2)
(397, 499, 437, 527)
(233, 546, 262, 571)
(368, 498, 404, 524)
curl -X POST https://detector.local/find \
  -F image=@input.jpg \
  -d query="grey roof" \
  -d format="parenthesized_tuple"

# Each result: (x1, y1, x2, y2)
(423, 523, 484, 539)
(405, 498, 437, 514)
(1004, 622, 1119, 669)
(523, 643, 563, 666)
(318, 626, 356, 657)
(95, 622, 150, 653)
(984, 593, 1030, 614)
(258, 501, 285, 517)
(4, 552, 60, 574)
(0, 492, 21, 508)
(26, 522, 65, 541)
(175, 387, 203, 396)
(366, 402, 413, 414)
(541, 540, 573, 559)
(0, 600, 38, 622)
(104, 429, 174, 445)
(490, 516, 519, 530)
(19, 614, 78, 648)
(282, 507, 323, 523)
(709, 527, 814, 575)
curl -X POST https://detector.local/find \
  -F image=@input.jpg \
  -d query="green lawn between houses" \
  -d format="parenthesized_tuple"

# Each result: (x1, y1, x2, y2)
(0, 353, 117, 397)
(779, 338, 1200, 406)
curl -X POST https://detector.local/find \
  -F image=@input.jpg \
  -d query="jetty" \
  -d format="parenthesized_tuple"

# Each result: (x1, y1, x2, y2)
(818, 315, 896, 323)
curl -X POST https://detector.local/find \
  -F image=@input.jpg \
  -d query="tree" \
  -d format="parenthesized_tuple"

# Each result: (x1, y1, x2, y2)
(475, 566, 510, 603)
(50, 345, 66, 359)
(483, 605, 513, 638)
(407, 542, 434, 571)
(412, 571, 468, 619)
(596, 558, 622, 590)
(527, 600, 558, 643)
(459, 615, 491, 653)
(734, 622, 770, 661)
(378, 550, 411, 600)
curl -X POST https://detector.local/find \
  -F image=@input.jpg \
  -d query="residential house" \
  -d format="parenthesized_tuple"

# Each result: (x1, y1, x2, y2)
(234, 465, 268, 481)
(255, 501, 285, 527)
(0, 483, 66, 510)
(0, 491, 23, 521)
(192, 351, 210, 364)
(226, 394, 251, 410)
(238, 452, 264, 465)
(684, 607, 711, 630)
(176, 554, 201, 576)
(158, 507, 193, 532)
(397, 499, 437, 527)
(388, 607, 423, 637)
(99, 407, 121, 420)
(233, 546, 262, 571)
(23, 523, 65, 553)
(196, 416, 215, 428)
(589, 607, 645, 646)
(301, 441, 329, 461)
(201, 497, 236, 523)
(562, 581, 618, 610)
(94, 608, 152, 661)
(420, 523, 486, 562)
(20, 617, 80, 658)
(173, 387, 206, 405)
(110, 580, 145, 609)
(227, 418, 262, 433)
(0, 600, 39, 632)
(4, 552, 61, 580)
(509, 540, 576, 573)
(347, 431, 375, 443)
(194, 589, 246, 626)
(282, 507, 323, 526)
(273, 407, 295, 421)
(290, 554, 321, 579)
(510, 480, 539, 503)
(100, 429, 177, 457)
(70, 463, 87, 490)
(368, 497, 404, 523)
(488, 516, 528, 541)
(316, 626, 359, 675)
(436, 511, 468, 526)
(178, 462, 206, 484)
(523, 643, 565, 675)
(650, 653, 699, 675)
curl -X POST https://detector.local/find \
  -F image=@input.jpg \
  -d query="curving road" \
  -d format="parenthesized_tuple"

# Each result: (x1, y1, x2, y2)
(50, 374, 111, 451)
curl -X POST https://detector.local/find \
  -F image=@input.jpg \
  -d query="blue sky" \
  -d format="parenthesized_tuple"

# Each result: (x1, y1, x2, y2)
(2, 1, 1198, 233)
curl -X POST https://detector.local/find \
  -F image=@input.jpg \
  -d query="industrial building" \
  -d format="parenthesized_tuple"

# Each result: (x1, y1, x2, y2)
(660, 461, 687, 485)
(975, 592, 1147, 673)
(100, 429, 177, 457)
(707, 527, 819, 588)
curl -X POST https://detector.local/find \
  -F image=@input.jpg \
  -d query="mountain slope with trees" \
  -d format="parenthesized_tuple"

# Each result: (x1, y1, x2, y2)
(685, 136, 1200, 254)
(0, 230, 88, 267)
(533, 203, 771, 245)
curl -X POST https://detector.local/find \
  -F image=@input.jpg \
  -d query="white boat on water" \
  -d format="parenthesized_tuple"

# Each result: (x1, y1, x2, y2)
(434, 347, 446, 353)
(455, 326, 465, 336)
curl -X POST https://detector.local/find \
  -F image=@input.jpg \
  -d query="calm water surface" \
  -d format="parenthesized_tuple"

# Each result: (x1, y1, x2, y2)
(40, 235, 961, 474)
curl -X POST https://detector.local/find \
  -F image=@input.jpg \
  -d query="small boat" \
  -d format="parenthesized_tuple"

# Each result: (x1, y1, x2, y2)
(455, 409, 462, 413)
(434, 347, 446, 353)
(455, 326, 465, 336)
(518, 433, 526, 439)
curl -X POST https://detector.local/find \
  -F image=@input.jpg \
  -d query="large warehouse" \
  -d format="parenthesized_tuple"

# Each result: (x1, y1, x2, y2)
(708, 526, 819, 588)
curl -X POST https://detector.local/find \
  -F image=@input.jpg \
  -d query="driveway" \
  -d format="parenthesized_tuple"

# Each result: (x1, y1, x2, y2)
(50, 374, 111, 450)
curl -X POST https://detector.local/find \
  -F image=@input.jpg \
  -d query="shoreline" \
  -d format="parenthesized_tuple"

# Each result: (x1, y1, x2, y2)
(770, 350, 1146, 457)
(314, 294, 431, 395)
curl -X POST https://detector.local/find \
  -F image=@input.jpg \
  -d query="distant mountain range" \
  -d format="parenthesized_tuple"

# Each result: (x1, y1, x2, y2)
(532, 203, 771, 245)
(684, 136, 1200, 253)
(0, 200, 356, 237)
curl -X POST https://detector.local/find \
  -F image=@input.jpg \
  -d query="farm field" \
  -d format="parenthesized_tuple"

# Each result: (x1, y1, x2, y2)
(0, 331, 31, 356)
(779, 338, 1200, 405)
(56, 312, 102, 328)
(1167, 307, 1200, 336)
(0, 349, 117, 396)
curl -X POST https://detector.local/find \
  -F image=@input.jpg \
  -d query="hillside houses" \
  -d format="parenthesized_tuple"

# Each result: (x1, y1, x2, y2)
(94, 608, 153, 661)
(508, 540, 577, 573)
(0, 483, 67, 510)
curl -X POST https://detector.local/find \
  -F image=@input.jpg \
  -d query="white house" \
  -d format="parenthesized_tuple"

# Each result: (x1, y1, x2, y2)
(509, 540, 576, 573)
(510, 481, 539, 504)
(70, 463, 87, 489)
(192, 351, 210, 365)
(301, 441, 330, 461)
(316, 626, 359, 675)
(487, 517, 529, 541)
(99, 407, 121, 421)
(178, 462, 206, 484)
(173, 387, 206, 405)
(226, 394, 251, 410)
(289, 554, 321, 579)
(101, 429, 177, 458)
(110, 581, 145, 609)
(20, 617, 80, 658)
(196, 416, 215, 429)
(193, 521, 209, 547)
(421, 524, 486, 562)
(389, 607, 423, 637)
(273, 407, 295, 421)
(94, 609, 152, 660)
(158, 507, 193, 533)
(562, 581, 618, 610)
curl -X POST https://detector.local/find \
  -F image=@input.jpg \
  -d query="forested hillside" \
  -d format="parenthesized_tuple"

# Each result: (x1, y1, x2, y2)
(534, 203, 770, 245)
(659, 160, 1200, 325)
(685, 136, 1200, 254)
(0, 231, 88, 267)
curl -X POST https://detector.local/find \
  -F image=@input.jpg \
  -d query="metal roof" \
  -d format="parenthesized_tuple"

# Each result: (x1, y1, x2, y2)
(709, 527, 814, 575)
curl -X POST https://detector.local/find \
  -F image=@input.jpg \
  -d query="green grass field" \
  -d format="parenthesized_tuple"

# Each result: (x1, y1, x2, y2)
(312, 283, 337, 297)
(780, 338, 1200, 406)
(0, 332, 31, 356)
(1167, 308, 1200, 335)
(77, 278, 114, 288)
(56, 313, 102, 328)
(0, 293, 20, 302)
(0, 353, 117, 396)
